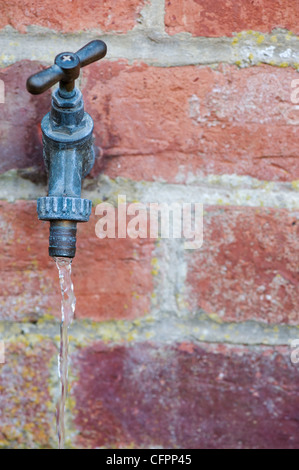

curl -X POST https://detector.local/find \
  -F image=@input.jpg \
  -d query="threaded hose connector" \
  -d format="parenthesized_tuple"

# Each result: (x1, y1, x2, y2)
(49, 220, 77, 258)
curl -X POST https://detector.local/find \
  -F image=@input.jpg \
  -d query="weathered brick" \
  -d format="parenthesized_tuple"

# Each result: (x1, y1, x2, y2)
(0, 340, 56, 448)
(0, 62, 50, 177)
(0, 0, 145, 33)
(0, 202, 57, 321)
(72, 341, 299, 449)
(0, 201, 155, 321)
(84, 61, 299, 183)
(186, 206, 299, 324)
(2, 61, 298, 183)
(165, 0, 299, 37)
(75, 209, 155, 321)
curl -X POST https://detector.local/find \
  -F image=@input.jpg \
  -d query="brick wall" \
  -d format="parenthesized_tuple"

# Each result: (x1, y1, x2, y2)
(0, 0, 299, 449)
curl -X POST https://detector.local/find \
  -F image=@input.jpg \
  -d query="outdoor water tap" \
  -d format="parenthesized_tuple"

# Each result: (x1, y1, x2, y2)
(26, 40, 107, 258)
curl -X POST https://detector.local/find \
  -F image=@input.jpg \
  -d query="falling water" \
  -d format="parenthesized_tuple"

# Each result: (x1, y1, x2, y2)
(55, 257, 76, 450)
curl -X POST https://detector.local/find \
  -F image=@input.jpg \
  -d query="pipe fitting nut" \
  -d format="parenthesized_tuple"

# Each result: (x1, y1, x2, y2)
(37, 196, 92, 222)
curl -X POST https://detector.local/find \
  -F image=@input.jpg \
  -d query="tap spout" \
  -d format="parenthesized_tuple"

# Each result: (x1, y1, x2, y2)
(26, 40, 107, 259)
(49, 220, 78, 259)
(36, 87, 94, 259)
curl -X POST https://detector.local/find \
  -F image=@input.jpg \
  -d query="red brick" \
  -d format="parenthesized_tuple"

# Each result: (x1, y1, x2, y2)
(75, 209, 155, 321)
(0, 340, 56, 448)
(165, 0, 299, 37)
(2, 61, 299, 183)
(0, 201, 155, 322)
(72, 341, 299, 449)
(0, 0, 145, 33)
(0, 62, 50, 176)
(84, 61, 299, 183)
(186, 206, 299, 324)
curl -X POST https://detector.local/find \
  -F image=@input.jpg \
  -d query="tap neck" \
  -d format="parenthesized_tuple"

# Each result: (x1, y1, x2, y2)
(50, 87, 85, 132)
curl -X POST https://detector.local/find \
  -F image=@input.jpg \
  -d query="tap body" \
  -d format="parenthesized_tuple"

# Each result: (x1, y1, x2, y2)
(27, 41, 107, 258)
(37, 87, 94, 258)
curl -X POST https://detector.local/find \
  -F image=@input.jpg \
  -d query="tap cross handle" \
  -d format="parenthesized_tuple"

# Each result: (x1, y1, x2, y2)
(26, 40, 107, 95)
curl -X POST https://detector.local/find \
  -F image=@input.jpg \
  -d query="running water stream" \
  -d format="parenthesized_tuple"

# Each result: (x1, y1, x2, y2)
(55, 257, 76, 449)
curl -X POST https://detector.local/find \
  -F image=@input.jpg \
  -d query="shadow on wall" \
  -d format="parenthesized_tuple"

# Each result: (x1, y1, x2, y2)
(0, 62, 51, 180)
